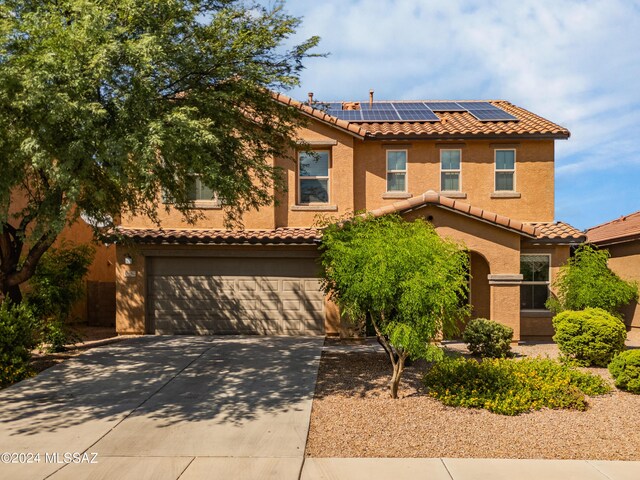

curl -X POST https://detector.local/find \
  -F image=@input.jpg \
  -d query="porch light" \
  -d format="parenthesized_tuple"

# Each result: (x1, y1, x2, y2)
(124, 254, 134, 265)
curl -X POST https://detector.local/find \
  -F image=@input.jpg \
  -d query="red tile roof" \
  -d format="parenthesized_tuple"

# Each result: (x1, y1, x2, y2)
(528, 222, 586, 242)
(586, 210, 640, 245)
(367, 190, 538, 237)
(116, 227, 321, 245)
(273, 93, 570, 140)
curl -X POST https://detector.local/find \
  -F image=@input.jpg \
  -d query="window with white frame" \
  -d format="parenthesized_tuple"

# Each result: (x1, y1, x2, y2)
(299, 150, 330, 203)
(440, 149, 461, 192)
(495, 149, 516, 191)
(520, 254, 550, 310)
(386, 150, 407, 192)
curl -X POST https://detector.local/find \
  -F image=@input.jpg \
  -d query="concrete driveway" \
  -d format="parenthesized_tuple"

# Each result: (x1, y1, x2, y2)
(0, 336, 323, 480)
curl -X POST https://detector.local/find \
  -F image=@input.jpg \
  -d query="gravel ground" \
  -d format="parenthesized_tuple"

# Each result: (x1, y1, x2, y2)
(306, 338, 640, 460)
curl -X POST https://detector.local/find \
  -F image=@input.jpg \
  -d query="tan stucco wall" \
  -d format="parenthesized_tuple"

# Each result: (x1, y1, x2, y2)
(605, 240, 640, 329)
(119, 119, 556, 230)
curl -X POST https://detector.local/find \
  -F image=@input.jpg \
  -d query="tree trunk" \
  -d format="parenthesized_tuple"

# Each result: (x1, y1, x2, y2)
(389, 353, 406, 399)
(3, 284, 23, 304)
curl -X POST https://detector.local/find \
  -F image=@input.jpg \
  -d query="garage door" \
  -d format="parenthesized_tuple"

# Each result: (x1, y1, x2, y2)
(147, 256, 325, 335)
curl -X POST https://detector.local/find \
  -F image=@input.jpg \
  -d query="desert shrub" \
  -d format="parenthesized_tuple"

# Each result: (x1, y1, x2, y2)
(27, 243, 94, 352)
(546, 244, 638, 314)
(423, 356, 610, 415)
(462, 318, 513, 358)
(0, 301, 38, 388)
(552, 308, 626, 367)
(609, 350, 640, 394)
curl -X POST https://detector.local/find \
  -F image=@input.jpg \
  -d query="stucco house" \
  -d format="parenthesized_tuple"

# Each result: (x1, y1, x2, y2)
(114, 93, 585, 341)
(587, 211, 640, 332)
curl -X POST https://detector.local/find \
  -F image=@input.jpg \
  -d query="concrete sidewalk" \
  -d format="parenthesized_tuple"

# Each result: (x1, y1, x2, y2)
(301, 458, 640, 480)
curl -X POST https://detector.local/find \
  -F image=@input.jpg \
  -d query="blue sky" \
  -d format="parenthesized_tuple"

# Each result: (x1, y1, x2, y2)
(281, 0, 640, 230)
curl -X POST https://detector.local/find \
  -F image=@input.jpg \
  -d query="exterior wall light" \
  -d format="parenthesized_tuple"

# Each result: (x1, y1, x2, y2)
(124, 254, 134, 265)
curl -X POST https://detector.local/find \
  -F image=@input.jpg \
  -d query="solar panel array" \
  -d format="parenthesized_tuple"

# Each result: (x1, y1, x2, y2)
(321, 101, 518, 123)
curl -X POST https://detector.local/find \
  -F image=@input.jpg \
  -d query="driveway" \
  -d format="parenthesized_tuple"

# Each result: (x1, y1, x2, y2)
(0, 336, 323, 480)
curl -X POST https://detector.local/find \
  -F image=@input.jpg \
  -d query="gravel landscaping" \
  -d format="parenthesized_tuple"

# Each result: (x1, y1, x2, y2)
(306, 338, 640, 460)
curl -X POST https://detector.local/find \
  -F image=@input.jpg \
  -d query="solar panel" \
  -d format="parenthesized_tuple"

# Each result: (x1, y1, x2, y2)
(360, 103, 397, 110)
(424, 102, 466, 111)
(327, 110, 363, 121)
(456, 101, 500, 110)
(360, 110, 401, 121)
(468, 109, 518, 121)
(392, 102, 429, 110)
(396, 108, 440, 122)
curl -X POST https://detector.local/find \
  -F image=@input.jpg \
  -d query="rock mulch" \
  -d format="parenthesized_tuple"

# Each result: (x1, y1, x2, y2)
(305, 339, 640, 460)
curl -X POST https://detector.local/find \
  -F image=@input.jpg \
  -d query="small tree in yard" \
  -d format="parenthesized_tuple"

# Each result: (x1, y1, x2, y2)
(546, 245, 638, 315)
(319, 214, 470, 399)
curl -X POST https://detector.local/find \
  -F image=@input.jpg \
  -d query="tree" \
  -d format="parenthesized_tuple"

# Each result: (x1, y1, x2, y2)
(319, 214, 471, 398)
(546, 244, 638, 315)
(0, 0, 320, 302)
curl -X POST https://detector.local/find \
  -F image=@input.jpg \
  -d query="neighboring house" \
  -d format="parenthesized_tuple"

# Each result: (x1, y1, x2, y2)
(3, 191, 116, 325)
(115, 93, 584, 341)
(586, 211, 640, 331)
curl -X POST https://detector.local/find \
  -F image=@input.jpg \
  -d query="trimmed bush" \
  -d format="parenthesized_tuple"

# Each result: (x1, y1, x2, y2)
(0, 301, 38, 388)
(462, 318, 513, 358)
(552, 308, 626, 367)
(609, 350, 640, 394)
(423, 356, 610, 415)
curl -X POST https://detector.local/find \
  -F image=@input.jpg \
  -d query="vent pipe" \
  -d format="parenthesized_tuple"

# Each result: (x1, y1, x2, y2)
(308, 92, 314, 105)
(369, 89, 374, 107)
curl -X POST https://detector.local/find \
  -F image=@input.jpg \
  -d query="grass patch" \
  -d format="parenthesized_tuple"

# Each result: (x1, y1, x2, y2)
(423, 357, 610, 415)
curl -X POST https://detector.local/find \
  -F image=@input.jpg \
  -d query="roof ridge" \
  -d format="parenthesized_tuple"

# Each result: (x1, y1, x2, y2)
(586, 210, 640, 232)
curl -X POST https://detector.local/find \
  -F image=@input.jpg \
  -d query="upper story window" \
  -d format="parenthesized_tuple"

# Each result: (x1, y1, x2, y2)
(440, 149, 461, 192)
(386, 150, 407, 192)
(299, 150, 330, 204)
(520, 254, 550, 310)
(186, 176, 221, 207)
(495, 149, 516, 191)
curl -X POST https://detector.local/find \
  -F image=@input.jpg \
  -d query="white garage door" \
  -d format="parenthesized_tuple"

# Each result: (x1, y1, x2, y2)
(147, 256, 325, 335)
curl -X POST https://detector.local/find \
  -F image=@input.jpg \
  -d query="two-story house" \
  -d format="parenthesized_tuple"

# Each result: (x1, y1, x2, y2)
(114, 93, 584, 341)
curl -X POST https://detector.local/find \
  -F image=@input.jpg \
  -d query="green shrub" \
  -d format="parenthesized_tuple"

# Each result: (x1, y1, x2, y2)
(462, 318, 513, 358)
(27, 243, 93, 352)
(0, 301, 38, 388)
(546, 244, 638, 315)
(552, 308, 626, 367)
(423, 356, 610, 415)
(609, 350, 640, 394)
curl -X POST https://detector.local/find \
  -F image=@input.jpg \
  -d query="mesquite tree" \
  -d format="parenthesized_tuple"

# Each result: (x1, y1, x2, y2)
(0, 0, 319, 302)
(319, 214, 471, 399)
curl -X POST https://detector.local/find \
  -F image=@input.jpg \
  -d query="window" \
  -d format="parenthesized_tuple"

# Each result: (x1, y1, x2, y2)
(187, 176, 218, 203)
(495, 149, 515, 191)
(440, 150, 461, 192)
(520, 254, 550, 310)
(386, 150, 407, 192)
(299, 150, 330, 203)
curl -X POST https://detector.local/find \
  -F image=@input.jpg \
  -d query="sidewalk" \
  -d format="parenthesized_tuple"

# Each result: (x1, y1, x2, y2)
(300, 458, 640, 480)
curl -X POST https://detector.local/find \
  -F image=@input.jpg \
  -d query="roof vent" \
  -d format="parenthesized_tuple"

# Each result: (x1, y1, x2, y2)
(308, 92, 314, 105)
(369, 89, 374, 107)
(342, 102, 361, 111)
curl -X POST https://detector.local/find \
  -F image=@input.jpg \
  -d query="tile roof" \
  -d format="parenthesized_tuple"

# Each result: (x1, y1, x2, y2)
(116, 227, 321, 245)
(273, 93, 570, 140)
(367, 190, 538, 237)
(586, 210, 640, 245)
(527, 222, 586, 243)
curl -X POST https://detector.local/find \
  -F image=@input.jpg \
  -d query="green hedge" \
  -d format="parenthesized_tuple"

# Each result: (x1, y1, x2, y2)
(552, 308, 626, 367)
(0, 301, 38, 388)
(609, 350, 640, 394)
(462, 318, 513, 358)
(423, 356, 610, 415)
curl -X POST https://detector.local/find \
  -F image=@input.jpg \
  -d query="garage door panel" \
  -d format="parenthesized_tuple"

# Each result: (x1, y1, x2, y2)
(148, 256, 324, 335)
